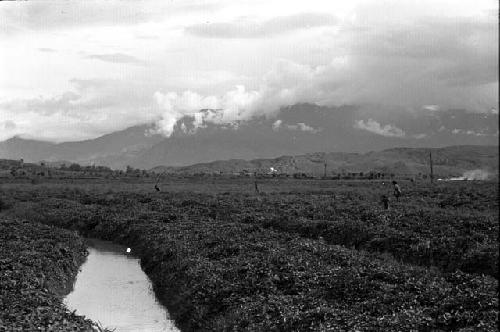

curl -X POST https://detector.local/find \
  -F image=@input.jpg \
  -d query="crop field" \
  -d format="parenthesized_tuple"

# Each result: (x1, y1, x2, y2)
(0, 177, 498, 331)
(0, 219, 96, 330)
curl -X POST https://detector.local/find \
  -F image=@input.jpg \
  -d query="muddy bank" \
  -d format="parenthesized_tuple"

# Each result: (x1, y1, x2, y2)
(0, 218, 95, 331)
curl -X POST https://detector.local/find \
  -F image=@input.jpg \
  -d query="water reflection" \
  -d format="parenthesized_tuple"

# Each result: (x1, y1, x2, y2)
(64, 239, 178, 332)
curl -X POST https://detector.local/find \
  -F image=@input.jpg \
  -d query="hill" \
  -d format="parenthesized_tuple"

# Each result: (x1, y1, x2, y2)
(151, 145, 499, 179)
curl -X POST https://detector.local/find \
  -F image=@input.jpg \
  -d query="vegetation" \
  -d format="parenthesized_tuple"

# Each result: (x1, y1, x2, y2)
(0, 218, 95, 331)
(0, 178, 498, 331)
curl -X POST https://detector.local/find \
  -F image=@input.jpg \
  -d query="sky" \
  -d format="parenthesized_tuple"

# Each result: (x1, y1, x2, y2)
(0, 0, 498, 142)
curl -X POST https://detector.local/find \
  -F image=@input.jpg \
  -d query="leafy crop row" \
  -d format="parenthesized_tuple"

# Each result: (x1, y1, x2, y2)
(1, 179, 498, 331)
(0, 218, 95, 331)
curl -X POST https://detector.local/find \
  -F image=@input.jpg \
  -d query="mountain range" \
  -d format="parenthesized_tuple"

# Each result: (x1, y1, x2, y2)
(0, 103, 497, 170)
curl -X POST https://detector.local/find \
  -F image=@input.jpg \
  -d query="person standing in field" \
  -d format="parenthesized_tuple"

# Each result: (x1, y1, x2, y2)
(392, 181, 402, 201)
(381, 195, 390, 210)
(254, 172, 260, 194)
(154, 174, 162, 191)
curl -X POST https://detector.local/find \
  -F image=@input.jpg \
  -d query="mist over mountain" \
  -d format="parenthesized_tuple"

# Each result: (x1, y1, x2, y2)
(0, 103, 497, 169)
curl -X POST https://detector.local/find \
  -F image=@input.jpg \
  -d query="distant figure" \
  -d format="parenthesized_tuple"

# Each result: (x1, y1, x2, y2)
(254, 180, 259, 194)
(155, 176, 161, 192)
(392, 181, 402, 201)
(381, 195, 390, 210)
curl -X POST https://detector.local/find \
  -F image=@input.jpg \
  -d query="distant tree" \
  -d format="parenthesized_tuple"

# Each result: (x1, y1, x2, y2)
(68, 163, 82, 171)
(96, 166, 111, 173)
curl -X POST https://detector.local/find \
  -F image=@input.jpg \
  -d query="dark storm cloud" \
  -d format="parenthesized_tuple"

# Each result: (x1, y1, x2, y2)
(351, 15, 497, 86)
(305, 13, 499, 110)
(435, 60, 498, 87)
(185, 13, 339, 38)
(348, 16, 496, 57)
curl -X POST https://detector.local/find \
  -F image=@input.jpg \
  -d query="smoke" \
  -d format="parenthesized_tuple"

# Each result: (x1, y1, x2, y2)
(449, 169, 491, 181)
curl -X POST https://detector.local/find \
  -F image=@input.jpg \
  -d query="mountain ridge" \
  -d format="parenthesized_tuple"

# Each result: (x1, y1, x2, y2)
(0, 124, 163, 169)
(1, 104, 498, 169)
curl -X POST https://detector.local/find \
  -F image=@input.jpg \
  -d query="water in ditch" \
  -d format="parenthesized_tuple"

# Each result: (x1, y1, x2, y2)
(63, 238, 179, 332)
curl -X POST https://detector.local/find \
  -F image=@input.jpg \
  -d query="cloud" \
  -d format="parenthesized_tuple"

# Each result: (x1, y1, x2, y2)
(153, 59, 320, 136)
(451, 128, 490, 136)
(272, 119, 282, 131)
(423, 105, 440, 112)
(38, 47, 56, 53)
(0, 0, 221, 33)
(154, 86, 264, 136)
(85, 53, 144, 65)
(1, 0, 497, 143)
(354, 119, 405, 137)
(305, 11, 498, 111)
(288, 123, 321, 133)
(272, 119, 321, 133)
(135, 34, 160, 40)
(185, 13, 338, 38)
(0, 79, 159, 142)
(412, 133, 427, 139)
(2, 120, 16, 130)
(154, 29, 498, 137)
(168, 7, 499, 128)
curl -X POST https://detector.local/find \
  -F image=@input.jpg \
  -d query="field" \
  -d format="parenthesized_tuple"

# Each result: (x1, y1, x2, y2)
(0, 177, 498, 331)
